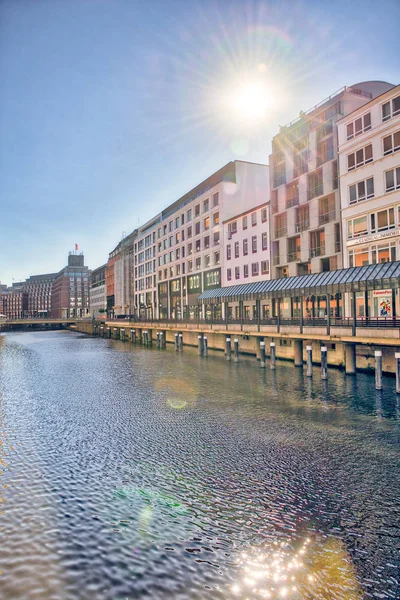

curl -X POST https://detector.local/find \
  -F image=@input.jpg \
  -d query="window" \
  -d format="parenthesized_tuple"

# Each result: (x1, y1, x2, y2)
(252, 262, 259, 276)
(347, 215, 368, 239)
(195, 257, 201, 270)
(371, 207, 395, 233)
(346, 112, 371, 140)
(349, 177, 374, 204)
(226, 244, 232, 260)
(187, 225, 192, 238)
(385, 167, 400, 192)
(252, 235, 257, 253)
(243, 238, 248, 255)
(382, 95, 400, 121)
(194, 204, 200, 217)
(347, 144, 373, 171)
(176, 232, 180, 243)
(262, 232, 268, 250)
(244, 264, 249, 278)
(251, 212, 257, 226)
(213, 212, 219, 226)
(176, 248, 180, 260)
(169, 251, 174, 262)
(204, 217, 210, 230)
(228, 221, 237, 237)
(169, 236, 173, 247)
(261, 208, 267, 223)
(383, 131, 400, 156)
(187, 209, 192, 221)
(195, 222, 201, 235)
(235, 266, 240, 279)
(203, 199, 209, 212)
(181, 214, 185, 225)
(169, 221, 173, 232)
(163, 224, 167, 236)
(213, 231, 220, 245)
(175, 217, 179, 228)
(261, 260, 269, 275)
(227, 268, 232, 281)
(214, 251, 220, 265)
(204, 235, 210, 249)
(213, 192, 219, 207)
(296, 205, 309, 232)
(234, 241, 239, 258)
(242, 215, 248, 230)
(188, 260, 193, 272)
(204, 254, 211, 268)
(181, 230, 185, 242)
(187, 242, 192, 255)
(195, 239, 201, 252)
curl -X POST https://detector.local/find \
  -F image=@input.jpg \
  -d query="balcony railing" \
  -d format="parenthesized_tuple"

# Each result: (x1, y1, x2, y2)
(307, 184, 323, 200)
(288, 251, 300, 262)
(310, 244, 325, 258)
(335, 240, 341, 253)
(295, 220, 309, 232)
(272, 255, 280, 266)
(286, 196, 299, 209)
(317, 147, 335, 166)
(333, 176, 338, 190)
(319, 209, 336, 225)
(274, 226, 288, 238)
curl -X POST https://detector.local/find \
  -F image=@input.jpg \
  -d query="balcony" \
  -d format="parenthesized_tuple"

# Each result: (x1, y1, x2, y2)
(335, 240, 341, 253)
(333, 176, 338, 190)
(274, 226, 287, 238)
(317, 147, 334, 166)
(286, 196, 299, 209)
(307, 184, 323, 200)
(319, 210, 336, 225)
(273, 255, 280, 266)
(288, 251, 300, 262)
(310, 244, 326, 258)
(295, 220, 309, 232)
(273, 175, 287, 188)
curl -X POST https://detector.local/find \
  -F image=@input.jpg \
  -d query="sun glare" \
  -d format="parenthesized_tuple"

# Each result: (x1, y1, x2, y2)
(230, 80, 271, 121)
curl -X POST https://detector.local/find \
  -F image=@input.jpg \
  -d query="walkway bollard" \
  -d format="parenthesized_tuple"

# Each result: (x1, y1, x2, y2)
(234, 339, 239, 362)
(175, 333, 179, 351)
(270, 342, 276, 370)
(260, 341, 266, 368)
(178, 333, 183, 351)
(107, 327, 111, 338)
(131, 329, 136, 344)
(113, 327, 118, 340)
(203, 336, 208, 356)
(160, 331, 165, 349)
(198, 335, 203, 355)
(121, 328, 125, 342)
(375, 350, 382, 390)
(156, 332, 160, 349)
(226, 337, 231, 361)
(395, 353, 400, 394)
(306, 345, 313, 377)
(321, 346, 328, 380)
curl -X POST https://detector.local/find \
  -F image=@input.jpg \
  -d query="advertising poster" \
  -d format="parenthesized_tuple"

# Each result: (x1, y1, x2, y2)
(373, 290, 392, 317)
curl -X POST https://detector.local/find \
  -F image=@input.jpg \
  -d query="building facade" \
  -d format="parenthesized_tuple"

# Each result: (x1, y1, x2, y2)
(338, 84, 400, 317)
(89, 264, 106, 319)
(134, 215, 160, 320)
(0, 288, 28, 319)
(23, 273, 57, 317)
(51, 252, 91, 318)
(269, 81, 393, 280)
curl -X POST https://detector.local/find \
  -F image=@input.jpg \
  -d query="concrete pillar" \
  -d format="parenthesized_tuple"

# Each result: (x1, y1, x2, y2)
(203, 336, 208, 356)
(260, 341, 266, 368)
(345, 343, 356, 375)
(107, 327, 111, 338)
(131, 329, 136, 344)
(159, 331, 164, 348)
(306, 345, 312, 377)
(178, 333, 183, 351)
(226, 337, 232, 361)
(198, 335, 203, 355)
(270, 342, 276, 370)
(113, 327, 118, 340)
(234, 338, 239, 362)
(121, 328, 125, 342)
(175, 333, 179, 351)
(395, 352, 400, 394)
(321, 346, 328, 380)
(293, 339, 303, 367)
(375, 350, 382, 390)
(148, 330, 152, 346)
(156, 332, 160, 348)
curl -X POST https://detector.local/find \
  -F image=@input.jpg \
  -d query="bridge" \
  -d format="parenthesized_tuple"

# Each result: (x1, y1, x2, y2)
(0, 318, 79, 331)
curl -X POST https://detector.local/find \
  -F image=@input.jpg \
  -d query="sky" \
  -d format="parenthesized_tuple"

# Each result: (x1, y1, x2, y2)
(0, 0, 399, 285)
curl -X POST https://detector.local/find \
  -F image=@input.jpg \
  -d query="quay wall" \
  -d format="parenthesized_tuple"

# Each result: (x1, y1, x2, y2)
(73, 320, 400, 375)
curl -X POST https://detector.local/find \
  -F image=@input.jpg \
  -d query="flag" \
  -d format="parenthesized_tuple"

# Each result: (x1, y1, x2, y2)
(75, 243, 78, 251)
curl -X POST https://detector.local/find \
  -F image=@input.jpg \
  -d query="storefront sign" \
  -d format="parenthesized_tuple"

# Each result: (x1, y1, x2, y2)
(347, 228, 400, 247)
(372, 289, 392, 317)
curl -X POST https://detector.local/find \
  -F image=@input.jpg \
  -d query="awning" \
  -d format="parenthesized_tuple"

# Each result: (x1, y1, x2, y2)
(198, 261, 400, 303)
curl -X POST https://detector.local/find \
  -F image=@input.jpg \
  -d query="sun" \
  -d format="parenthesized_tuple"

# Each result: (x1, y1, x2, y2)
(230, 80, 271, 121)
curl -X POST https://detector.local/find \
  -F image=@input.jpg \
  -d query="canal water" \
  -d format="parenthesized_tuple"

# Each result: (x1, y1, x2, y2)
(0, 331, 398, 600)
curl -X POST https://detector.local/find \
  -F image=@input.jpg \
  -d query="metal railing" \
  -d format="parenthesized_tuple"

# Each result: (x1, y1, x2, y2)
(295, 220, 309, 232)
(310, 244, 325, 258)
(288, 251, 300, 262)
(274, 226, 287, 238)
(319, 210, 336, 225)
(286, 196, 299, 208)
(307, 184, 323, 200)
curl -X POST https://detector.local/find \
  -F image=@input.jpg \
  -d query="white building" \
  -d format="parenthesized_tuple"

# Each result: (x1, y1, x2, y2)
(338, 83, 399, 317)
(269, 81, 393, 280)
(89, 264, 106, 318)
(134, 215, 160, 320)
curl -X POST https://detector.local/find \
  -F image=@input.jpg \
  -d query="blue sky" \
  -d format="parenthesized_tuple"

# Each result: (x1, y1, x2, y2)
(1, 0, 399, 285)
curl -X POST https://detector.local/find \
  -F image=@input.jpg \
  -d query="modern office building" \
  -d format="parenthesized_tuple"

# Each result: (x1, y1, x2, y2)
(269, 81, 394, 280)
(89, 264, 106, 319)
(24, 273, 57, 317)
(338, 83, 400, 317)
(132, 161, 269, 320)
(51, 252, 91, 318)
(106, 231, 137, 318)
(0, 288, 28, 319)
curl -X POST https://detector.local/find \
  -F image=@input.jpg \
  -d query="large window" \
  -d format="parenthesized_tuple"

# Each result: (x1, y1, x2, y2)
(252, 235, 257, 253)
(243, 238, 248, 255)
(382, 95, 400, 121)
(261, 260, 269, 275)
(385, 167, 400, 192)
(262, 232, 268, 250)
(242, 215, 248, 230)
(251, 262, 259, 276)
(212, 212, 219, 226)
(235, 267, 240, 279)
(383, 131, 400, 156)
(346, 112, 371, 140)
(226, 244, 231, 260)
(227, 268, 231, 281)
(349, 177, 374, 204)
(234, 241, 239, 258)
(347, 215, 368, 239)
(204, 217, 210, 230)
(371, 207, 395, 233)
(261, 208, 267, 223)
(244, 264, 249, 278)
(213, 192, 219, 207)
(347, 144, 373, 171)
(251, 212, 257, 226)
